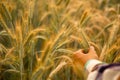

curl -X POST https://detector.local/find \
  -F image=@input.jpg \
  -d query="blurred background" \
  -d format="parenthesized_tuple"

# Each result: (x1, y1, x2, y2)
(0, 0, 120, 80)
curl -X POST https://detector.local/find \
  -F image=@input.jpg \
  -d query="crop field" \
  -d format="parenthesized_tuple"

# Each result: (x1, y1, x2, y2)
(0, 0, 120, 80)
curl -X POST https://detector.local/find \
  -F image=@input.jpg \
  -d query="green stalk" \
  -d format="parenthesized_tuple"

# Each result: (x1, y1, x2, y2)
(19, 42, 24, 80)
(78, 29, 90, 53)
(29, 41, 35, 80)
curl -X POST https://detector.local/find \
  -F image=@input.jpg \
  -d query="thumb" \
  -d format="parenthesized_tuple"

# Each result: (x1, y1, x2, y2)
(89, 46, 96, 54)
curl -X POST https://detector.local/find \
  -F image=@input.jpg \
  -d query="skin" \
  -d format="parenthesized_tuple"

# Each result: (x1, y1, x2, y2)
(73, 46, 99, 66)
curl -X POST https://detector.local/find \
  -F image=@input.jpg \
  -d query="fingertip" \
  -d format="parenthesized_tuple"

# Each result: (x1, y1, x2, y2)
(89, 46, 96, 54)
(90, 46, 95, 50)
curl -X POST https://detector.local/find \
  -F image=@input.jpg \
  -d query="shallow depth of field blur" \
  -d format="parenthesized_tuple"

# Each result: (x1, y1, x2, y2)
(0, 0, 120, 80)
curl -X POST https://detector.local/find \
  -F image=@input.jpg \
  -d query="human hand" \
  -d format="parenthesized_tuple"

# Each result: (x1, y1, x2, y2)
(73, 46, 98, 66)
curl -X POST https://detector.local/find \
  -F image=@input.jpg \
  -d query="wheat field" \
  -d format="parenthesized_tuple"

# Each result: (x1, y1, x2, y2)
(0, 0, 120, 80)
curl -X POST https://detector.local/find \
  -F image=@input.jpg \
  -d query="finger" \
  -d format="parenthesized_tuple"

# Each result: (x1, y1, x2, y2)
(73, 49, 85, 58)
(89, 46, 96, 54)
(74, 49, 84, 54)
(90, 46, 95, 51)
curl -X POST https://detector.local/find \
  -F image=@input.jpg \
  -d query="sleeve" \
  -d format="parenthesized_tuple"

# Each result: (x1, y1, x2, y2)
(85, 59, 103, 80)
(85, 59, 102, 73)
(85, 60, 120, 80)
